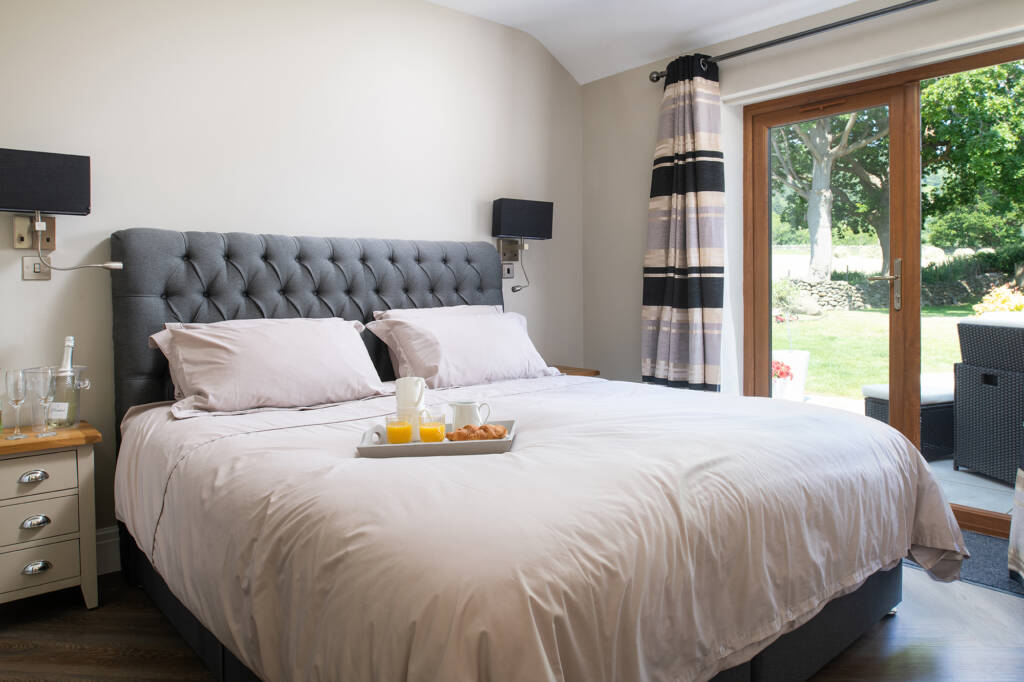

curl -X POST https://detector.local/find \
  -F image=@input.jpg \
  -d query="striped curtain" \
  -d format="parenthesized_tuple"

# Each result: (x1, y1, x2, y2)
(641, 55, 725, 391)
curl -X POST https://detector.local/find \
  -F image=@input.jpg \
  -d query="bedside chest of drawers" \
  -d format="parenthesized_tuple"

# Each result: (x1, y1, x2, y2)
(553, 365, 601, 377)
(0, 422, 100, 608)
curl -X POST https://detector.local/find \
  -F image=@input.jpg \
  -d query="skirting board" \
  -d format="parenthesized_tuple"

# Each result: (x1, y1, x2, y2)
(97, 525, 121, 575)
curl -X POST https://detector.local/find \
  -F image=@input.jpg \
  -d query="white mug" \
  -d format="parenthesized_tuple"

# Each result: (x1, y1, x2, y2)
(396, 376, 426, 410)
(450, 401, 491, 430)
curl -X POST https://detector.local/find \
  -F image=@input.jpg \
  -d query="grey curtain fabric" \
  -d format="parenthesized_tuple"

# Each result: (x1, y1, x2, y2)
(641, 55, 725, 391)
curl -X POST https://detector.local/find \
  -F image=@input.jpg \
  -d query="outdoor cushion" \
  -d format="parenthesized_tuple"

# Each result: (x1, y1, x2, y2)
(861, 373, 954, 404)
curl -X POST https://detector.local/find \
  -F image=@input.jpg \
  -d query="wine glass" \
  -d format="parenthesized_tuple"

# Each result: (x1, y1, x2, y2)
(5, 369, 27, 441)
(25, 367, 56, 438)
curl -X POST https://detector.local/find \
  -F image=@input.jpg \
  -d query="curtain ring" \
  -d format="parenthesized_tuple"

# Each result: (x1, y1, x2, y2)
(699, 57, 708, 71)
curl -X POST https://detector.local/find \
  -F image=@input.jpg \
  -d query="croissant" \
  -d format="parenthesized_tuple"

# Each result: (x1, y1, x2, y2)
(446, 424, 507, 441)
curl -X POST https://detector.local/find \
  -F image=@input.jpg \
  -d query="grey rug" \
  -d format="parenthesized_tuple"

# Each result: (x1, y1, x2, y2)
(905, 529, 1023, 597)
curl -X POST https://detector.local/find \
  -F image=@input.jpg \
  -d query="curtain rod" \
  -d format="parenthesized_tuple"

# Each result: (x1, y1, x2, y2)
(648, 0, 937, 83)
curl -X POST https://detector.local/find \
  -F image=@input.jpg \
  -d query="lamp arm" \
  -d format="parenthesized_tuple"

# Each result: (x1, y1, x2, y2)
(511, 239, 531, 293)
(36, 236, 123, 272)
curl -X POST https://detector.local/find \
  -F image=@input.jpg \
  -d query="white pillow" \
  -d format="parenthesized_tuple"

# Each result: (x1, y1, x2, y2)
(150, 319, 278, 400)
(149, 318, 386, 417)
(370, 305, 503, 375)
(366, 312, 558, 388)
(371, 304, 503, 321)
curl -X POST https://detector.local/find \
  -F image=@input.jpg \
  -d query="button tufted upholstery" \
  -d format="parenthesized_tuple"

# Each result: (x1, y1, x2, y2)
(110, 228, 503, 434)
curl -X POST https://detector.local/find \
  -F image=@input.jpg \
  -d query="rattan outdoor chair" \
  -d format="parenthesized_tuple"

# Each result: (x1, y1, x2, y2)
(954, 314, 1024, 486)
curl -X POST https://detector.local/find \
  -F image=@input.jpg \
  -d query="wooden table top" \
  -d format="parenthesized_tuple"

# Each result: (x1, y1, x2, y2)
(0, 421, 102, 457)
(554, 365, 601, 377)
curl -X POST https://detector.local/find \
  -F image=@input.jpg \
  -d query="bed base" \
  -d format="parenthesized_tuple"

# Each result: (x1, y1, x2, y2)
(120, 523, 900, 682)
(120, 524, 259, 682)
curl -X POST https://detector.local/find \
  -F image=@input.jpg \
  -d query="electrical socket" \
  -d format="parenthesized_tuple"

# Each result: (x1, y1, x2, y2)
(498, 238, 520, 262)
(36, 216, 56, 251)
(12, 215, 32, 249)
(502, 262, 515, 279)
(12, 214, 55, 250)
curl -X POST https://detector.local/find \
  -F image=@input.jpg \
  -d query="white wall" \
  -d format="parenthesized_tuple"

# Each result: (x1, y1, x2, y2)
(581, 0, 1024, 390)
(0, 0, 584, 526)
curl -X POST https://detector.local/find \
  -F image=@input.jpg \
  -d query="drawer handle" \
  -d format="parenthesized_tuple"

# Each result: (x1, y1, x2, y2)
(21, 560, 52, 575)
(18, 470, 50, 484)
(20, 514, 51, 530)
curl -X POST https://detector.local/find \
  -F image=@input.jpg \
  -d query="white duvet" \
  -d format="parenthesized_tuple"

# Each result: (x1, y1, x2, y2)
(115, 376, 966, 682)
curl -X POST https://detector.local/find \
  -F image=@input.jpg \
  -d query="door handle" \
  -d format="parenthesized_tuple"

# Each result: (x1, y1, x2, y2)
(868, 257, 902, 311)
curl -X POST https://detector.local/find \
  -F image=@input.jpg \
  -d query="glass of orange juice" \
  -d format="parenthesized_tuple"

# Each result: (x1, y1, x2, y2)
(385, 415, 413, 444)
(418, 413, 446, 443)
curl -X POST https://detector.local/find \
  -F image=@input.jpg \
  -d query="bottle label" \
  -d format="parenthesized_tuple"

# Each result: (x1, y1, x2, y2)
(49, 403, 70, 421)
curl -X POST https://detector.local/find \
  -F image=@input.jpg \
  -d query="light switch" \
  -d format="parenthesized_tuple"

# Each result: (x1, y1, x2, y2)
(22, 256, 50, 280)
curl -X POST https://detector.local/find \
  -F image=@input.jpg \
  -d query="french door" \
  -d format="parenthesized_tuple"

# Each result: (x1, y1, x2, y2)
(744, 44, 1024, 534)
(744, 84, 922, 445)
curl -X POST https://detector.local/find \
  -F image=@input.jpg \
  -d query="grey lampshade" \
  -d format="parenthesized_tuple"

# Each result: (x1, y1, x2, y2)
(492, 198, 553, 239)
(0, 148, 91, 216)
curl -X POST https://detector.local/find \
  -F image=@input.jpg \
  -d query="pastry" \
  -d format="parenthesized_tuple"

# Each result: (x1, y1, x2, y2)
(446, 423, 507, 441)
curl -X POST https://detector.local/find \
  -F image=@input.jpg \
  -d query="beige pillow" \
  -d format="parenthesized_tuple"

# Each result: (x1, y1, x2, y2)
(371, 304, 503, 321)
(150, 318, 386, 417)
(369, 305, 503, 375)
(150, 319, 274, 400)
(366, 312, 557, 388)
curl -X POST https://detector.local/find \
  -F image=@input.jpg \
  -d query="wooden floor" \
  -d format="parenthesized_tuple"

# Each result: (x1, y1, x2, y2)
(0, 573, 211, 681)
(0, 568, 1022, 681)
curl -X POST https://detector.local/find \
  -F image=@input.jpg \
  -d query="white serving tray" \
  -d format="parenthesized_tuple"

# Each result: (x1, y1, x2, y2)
(357, 419, 517, 458)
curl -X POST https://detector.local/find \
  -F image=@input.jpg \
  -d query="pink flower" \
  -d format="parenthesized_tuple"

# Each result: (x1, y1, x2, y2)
(772, 360, 793, 380)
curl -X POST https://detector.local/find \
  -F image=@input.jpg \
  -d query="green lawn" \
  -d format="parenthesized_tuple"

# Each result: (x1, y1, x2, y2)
(772, 305, 974, 398)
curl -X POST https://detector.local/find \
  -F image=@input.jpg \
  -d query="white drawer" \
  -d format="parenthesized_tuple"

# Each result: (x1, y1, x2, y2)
(0, 494, 79, 547)
(0, 538, 80, 593)
(0, 450, 78, 501)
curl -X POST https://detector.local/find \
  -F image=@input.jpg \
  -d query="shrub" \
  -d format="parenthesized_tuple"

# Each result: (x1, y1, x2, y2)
(919, 243, 1024, 284)
(830, 270, 869, 285)
(772, 216, 805, 246)
(921, 255, 985, 284)
(927, 199, 1023, 249)
(772, 278, 799, 311)
(973, 284, 1024, 313)
(975, 243, 1024, 274)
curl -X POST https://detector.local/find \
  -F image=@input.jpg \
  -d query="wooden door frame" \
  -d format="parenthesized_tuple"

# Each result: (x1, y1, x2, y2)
(742, 44, 1024, 537)
(743, 87, 921, 444)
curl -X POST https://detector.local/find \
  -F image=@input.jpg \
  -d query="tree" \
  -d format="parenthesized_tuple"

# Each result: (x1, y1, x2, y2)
(771, 60, 1024, 282)
(921, 62, 1024, 222)
(770, 108, 889, 280)
(927, 197, 1020, 248)
(834, 136, 890, 274)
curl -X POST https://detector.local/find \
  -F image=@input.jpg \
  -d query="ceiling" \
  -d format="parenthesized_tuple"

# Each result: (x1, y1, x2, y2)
(427, 0, 861, 84)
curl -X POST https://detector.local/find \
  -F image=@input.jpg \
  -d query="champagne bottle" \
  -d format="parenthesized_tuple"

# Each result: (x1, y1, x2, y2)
(50, 336, 78, 428)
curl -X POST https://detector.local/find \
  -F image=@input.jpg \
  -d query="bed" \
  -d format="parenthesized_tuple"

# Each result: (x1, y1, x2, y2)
(110, 228, 966, 682)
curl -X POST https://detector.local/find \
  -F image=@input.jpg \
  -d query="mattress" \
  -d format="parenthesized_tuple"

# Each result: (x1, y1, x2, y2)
(114, 375, 966, 682)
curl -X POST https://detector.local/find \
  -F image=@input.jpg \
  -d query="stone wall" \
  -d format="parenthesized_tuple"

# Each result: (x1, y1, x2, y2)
(791, 280, 865, 312)
(780, 272, 1008, 312)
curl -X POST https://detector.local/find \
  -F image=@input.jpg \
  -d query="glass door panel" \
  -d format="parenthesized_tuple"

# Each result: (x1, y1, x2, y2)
(768, 105, 892, 414)
(916, 61, 1024, 515)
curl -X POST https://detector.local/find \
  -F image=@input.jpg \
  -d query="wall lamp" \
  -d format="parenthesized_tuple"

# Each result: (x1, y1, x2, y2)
(0, 147, 122, 280)
(491, 198, 552, 293)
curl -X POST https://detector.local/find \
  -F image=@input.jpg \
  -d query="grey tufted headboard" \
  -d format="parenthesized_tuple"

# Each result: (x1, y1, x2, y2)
(110, 228, 503, 438)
